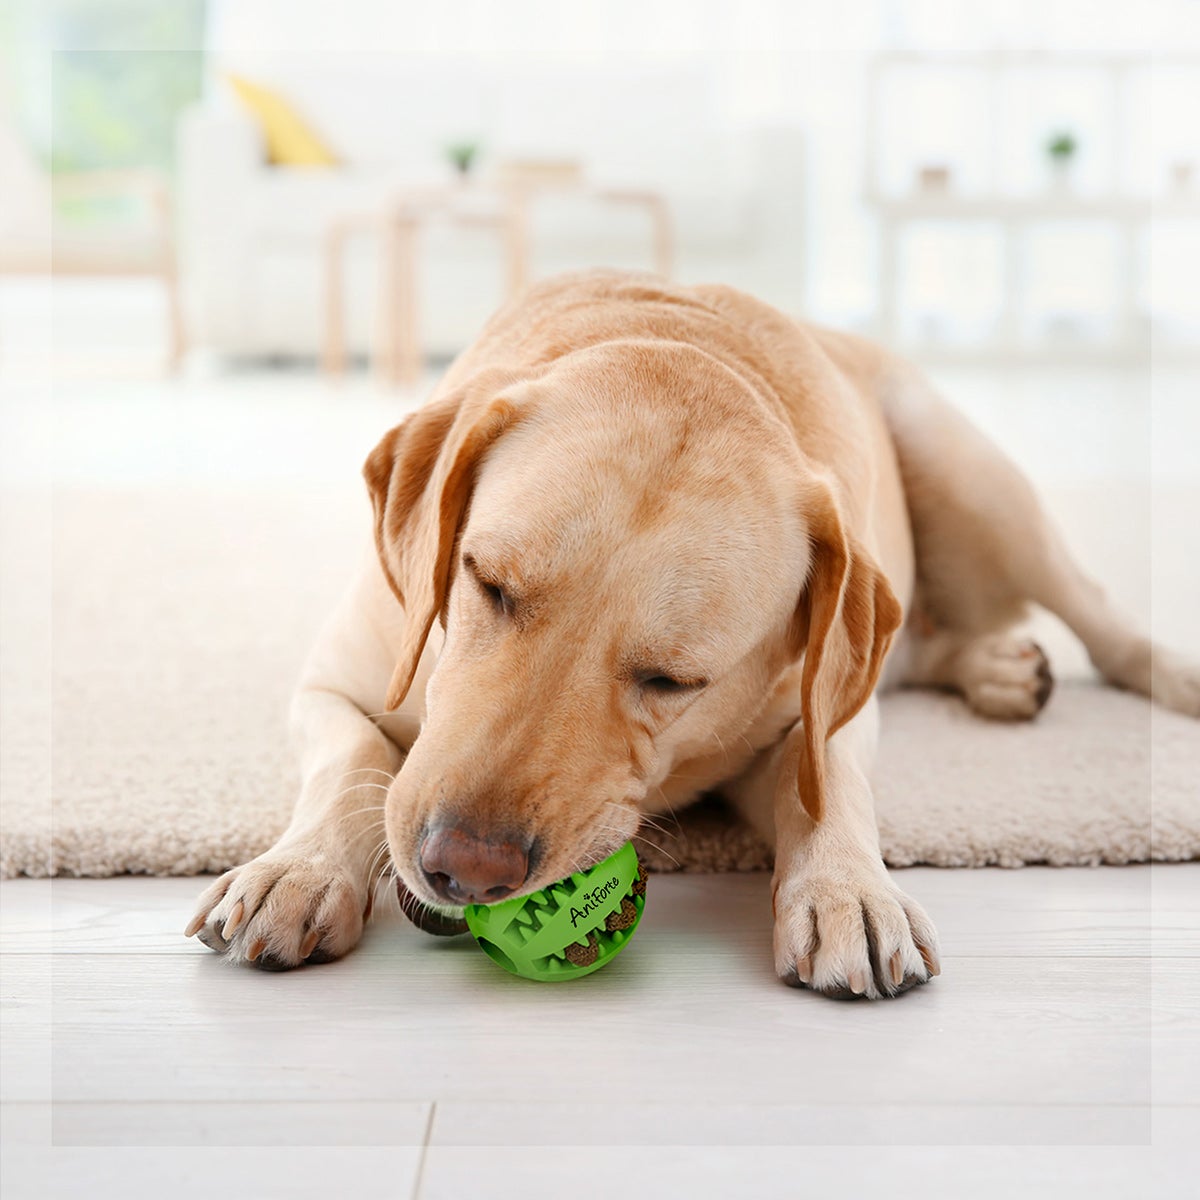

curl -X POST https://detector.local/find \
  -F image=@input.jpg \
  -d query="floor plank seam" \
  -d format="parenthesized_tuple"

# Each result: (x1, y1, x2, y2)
(8, 1099, 1175, 1110)
(411, 1101, 437, 1200)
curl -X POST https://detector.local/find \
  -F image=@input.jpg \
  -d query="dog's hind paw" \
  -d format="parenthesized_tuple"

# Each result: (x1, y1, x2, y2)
(959, 635, 1053, 721)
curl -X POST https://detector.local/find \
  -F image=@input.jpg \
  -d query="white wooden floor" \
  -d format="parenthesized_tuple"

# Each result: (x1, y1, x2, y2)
(1, 865, 1196, 1198)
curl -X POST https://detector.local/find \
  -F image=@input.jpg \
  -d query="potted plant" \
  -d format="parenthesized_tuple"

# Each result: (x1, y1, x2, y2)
(1046, 130, 1078, 190)
(446, 139, 480, 179)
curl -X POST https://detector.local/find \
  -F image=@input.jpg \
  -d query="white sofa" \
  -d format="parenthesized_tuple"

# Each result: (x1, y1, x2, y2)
(176, 60, 806, 361)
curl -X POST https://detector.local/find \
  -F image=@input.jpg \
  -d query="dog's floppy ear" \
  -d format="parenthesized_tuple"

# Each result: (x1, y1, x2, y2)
(363, 367, 527, 711)
(785, 476, 902, 823)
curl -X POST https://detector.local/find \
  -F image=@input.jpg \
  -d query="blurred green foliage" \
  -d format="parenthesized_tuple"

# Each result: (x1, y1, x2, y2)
(3, 0, 206, 174)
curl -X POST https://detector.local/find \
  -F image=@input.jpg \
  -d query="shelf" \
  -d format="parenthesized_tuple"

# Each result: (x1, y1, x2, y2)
(871, 50, 1199, 70)
(883, 338, 1200, 367)
(865, 193, 1200, 221)
(863, 49, 1200, 359)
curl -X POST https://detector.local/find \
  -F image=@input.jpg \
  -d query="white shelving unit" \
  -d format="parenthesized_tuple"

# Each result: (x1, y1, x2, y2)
(863, 50, 1200, 363)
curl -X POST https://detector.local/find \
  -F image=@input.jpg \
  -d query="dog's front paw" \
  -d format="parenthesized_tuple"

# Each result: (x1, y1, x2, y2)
(773, 871, 940, 999)
(185, 849, 370, 971)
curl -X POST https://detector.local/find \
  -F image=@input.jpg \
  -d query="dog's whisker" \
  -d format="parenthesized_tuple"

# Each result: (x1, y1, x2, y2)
(325, 802, 388, 822)
(368, 835, 391, 869)
(370, 868, 393, 922)
(367, 868, 388, 912)
(324, 816, 387, 853)
(593, 820, 631, 833)
(325, 784, 390, 812)
(365, 851, 388, 889)
(560, 847, 589, 877)
(649, 785, 685, 836)
(371, 862, 403, 923)
(329, 781, 390, 798)
(599, 799, 676, 843)
(397, 876, 424, 920)
(320, 806, 389, 840)
(344, 819, 389, 849)
(593, 819, 679, 868)
(633, 810, 672, 834)
(637, 820, 675, 844)
(365, 839, 393, 888)
(338, 767, 396, 783)
(626, 831, 678, 867)
(600, 799, 639, 823)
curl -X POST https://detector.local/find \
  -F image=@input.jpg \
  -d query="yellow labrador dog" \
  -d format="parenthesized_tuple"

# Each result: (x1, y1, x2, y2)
(187, 271, 1199, 997)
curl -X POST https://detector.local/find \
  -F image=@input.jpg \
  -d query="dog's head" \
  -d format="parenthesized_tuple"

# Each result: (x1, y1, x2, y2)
(365, 341, 899, 908)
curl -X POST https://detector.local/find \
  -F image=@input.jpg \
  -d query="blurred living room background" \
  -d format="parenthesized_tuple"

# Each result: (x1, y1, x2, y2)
(0, 0, 1197, 644)
(5, 0, 1200, 372)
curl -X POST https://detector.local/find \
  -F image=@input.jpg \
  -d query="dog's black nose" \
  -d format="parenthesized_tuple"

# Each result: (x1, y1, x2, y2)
(419, 825, 532, 905)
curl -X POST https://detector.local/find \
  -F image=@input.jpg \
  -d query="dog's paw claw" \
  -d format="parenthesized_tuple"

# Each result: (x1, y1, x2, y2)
(221, 900, 246, 940)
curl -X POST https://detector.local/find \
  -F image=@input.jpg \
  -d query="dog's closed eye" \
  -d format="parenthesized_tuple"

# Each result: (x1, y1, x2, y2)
(463, 552, 514, 617)
(637, 672, 708, 695)
(478, 577, 511, 616)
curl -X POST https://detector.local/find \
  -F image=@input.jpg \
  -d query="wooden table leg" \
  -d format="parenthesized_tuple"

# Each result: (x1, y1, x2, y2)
(502, 189, 530, 299)
(162, 248, 186, 373)
(323, 222, 349, 377)
(647, 194, 673, 280)
(594, 189, 674, 281)
(378, 213, 421, 389)
(150, 179, 186, 372)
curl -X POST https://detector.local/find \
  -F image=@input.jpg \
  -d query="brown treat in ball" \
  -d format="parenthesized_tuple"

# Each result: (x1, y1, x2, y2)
(564, 932, 599, 966)
(605, 896, 639, 931)
(631, 861, 648, 898)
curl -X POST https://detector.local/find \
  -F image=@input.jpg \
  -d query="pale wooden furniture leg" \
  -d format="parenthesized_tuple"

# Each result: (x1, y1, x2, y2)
(145, 180, 186, 372)
(378, 211, 422, 388)
(594, 189, 674, 280)
(502, 189, 531, 298)
(395, 215, 421, 386)
(373, 217, 396, 387)
(162, 250, 186, 372)
(647, 193, 673, 280)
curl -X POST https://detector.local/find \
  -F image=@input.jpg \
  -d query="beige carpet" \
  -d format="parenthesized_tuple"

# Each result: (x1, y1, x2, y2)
(1, 485, 1197, 879)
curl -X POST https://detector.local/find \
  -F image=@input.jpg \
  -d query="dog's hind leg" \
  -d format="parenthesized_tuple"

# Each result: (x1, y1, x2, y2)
(881, 365, 1200, 718)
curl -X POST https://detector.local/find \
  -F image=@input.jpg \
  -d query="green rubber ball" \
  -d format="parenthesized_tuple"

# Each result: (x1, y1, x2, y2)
(464, 841, 647, 981)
